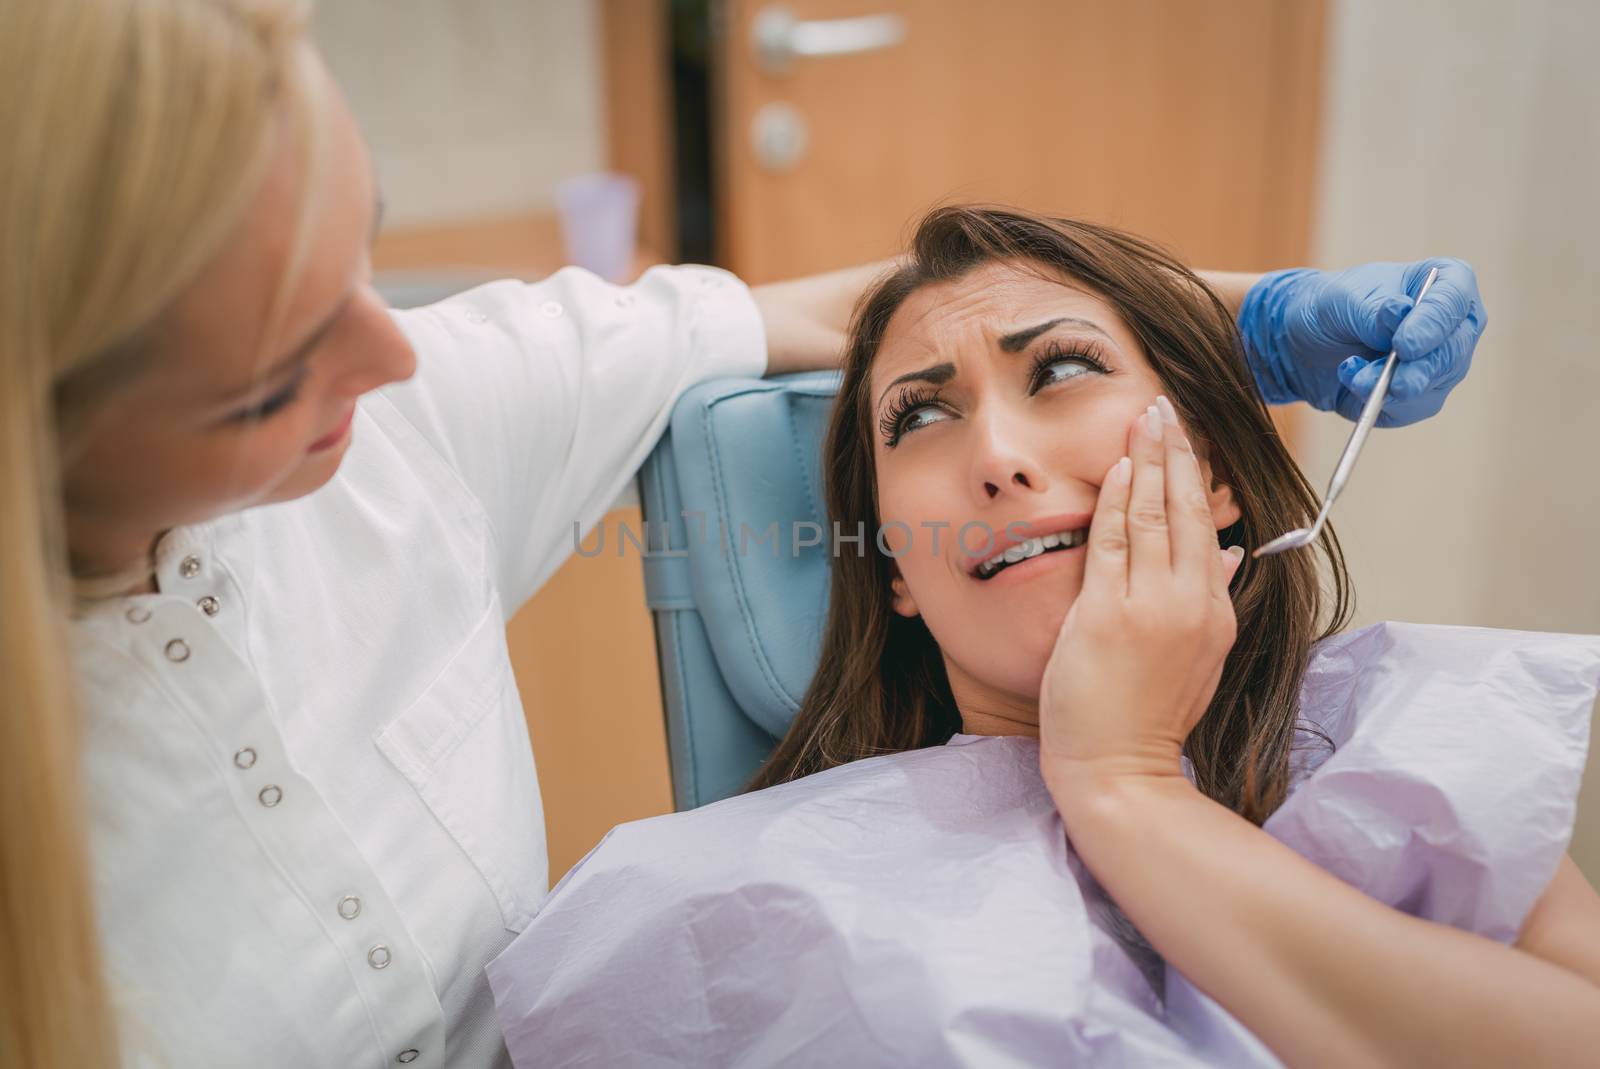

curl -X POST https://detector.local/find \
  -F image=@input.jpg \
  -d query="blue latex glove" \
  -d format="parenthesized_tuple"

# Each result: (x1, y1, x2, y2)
(1236, 258, 1487, 427)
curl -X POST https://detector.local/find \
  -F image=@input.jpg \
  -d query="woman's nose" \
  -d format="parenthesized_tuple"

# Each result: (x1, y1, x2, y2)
(334, 288, 417, 395)
(969, 421, 1049, 505)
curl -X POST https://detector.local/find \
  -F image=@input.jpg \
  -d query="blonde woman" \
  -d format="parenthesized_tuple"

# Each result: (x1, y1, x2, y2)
(0, 2, 1484, 1067)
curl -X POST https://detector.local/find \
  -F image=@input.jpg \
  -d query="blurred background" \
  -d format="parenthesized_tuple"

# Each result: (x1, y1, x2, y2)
(315, 0, 1600, 882)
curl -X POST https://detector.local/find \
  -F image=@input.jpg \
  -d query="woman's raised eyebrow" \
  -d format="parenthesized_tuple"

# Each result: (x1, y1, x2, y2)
(876, 361, 955, 409)
(998, 316, 1111, 352)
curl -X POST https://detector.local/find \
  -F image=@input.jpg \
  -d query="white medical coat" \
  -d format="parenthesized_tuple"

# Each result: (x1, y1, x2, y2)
(71, 266, 766, 1068)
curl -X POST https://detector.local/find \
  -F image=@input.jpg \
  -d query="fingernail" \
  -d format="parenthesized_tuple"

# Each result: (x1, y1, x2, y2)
(1225, 545, 1245, 563)
(1155, 395, 1180, 426)
(1112, 456, 1131, 484)
(1144, 405, 1163, 441)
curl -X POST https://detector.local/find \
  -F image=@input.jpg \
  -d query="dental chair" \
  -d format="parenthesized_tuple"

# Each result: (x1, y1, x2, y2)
(637, 371, 841, 809)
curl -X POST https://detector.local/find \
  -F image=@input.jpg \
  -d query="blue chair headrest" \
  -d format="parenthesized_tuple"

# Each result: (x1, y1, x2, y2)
(639, 372, 841, 806)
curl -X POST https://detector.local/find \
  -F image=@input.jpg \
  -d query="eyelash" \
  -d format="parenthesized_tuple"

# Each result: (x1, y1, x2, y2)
(878, 385, 943, 446)
(879, 342, 1113, 446)
(1029, 340, 1111, 390)
(232, 367, 307, 423)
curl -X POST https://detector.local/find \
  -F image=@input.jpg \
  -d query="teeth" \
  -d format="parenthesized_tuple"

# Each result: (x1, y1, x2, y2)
(975, 529, 1088, 578)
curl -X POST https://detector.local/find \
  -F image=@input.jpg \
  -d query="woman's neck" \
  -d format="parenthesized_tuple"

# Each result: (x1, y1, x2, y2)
(947, 667, 1042, 737)
(65, 515, 165, 595)
(958, 708, 1040, 738)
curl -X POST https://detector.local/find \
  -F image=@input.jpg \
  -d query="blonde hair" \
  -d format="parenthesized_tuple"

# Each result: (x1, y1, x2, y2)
(0, 1, 321, 1064)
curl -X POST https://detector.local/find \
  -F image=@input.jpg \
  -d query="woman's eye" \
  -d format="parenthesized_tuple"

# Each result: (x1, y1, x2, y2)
(1030, 350, 1108, 393)
(1040, 360, 1089, 384)
(236, 385, 300, 422)
(880, 388, 953, 445)
(900, 404, 950, 435)
(228, 369, 308, 424)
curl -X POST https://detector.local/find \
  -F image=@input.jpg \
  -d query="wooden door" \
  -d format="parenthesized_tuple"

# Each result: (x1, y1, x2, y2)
(717, 0, 1325, 282)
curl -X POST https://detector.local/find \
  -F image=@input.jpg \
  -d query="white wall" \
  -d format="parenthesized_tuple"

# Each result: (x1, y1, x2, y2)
(1308, 0, 1600, 878)
(313, 0, 605, 227)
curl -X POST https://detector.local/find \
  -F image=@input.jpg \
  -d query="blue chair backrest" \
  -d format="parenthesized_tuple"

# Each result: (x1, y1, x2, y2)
(638, 372, 841, 809)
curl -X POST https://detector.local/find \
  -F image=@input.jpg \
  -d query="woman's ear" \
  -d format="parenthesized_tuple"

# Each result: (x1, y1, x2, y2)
(1206, 476, 1242, 531)
(890, 570, 920, 618)
(1195, 441, 1243, 531)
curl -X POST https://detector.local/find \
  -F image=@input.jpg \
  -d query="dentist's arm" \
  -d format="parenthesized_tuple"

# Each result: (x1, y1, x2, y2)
(751, 259, 896, 375)
(753, 261, 1247, 374)
(1195, 269, 1261, 314)
(754, 262, 1254, 374)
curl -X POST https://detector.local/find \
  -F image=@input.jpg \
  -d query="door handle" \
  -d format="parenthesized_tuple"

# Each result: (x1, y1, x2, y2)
(752, 6, 907, 75)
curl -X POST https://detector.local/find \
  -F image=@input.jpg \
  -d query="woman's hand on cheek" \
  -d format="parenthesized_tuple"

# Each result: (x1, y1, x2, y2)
(1038, 397, 1244, 807)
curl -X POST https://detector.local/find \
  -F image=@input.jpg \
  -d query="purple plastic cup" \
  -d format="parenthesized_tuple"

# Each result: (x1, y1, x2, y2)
(555, 172, 641, 283)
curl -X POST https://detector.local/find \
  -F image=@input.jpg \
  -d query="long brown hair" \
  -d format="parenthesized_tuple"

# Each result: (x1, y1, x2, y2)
(749, 206, 1352, 824)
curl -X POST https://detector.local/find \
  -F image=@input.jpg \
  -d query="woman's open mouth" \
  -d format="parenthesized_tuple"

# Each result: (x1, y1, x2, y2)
(975, 528, 1088, 580)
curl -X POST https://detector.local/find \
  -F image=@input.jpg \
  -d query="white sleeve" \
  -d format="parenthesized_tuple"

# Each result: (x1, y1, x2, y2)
(378, 264, 768, 614)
